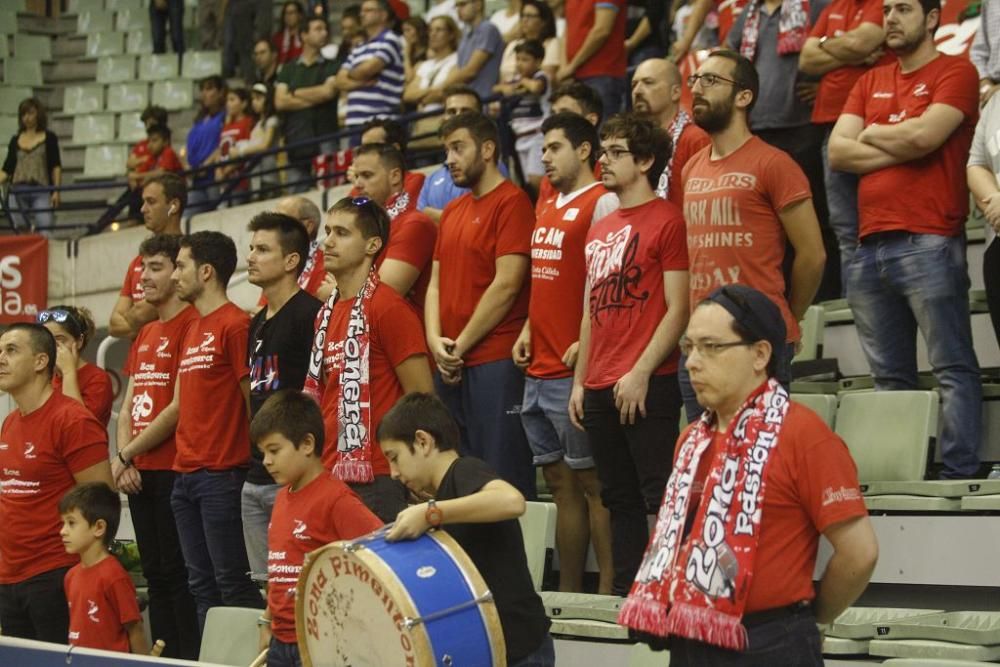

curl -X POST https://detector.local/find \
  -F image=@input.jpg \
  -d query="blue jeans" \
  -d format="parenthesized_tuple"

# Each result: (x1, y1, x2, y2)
(509, 633, 555, 667)
(9, 186, 53, 231)
(240, 481, 280, 582)
(846, 232, 982, 478)
(150, 0, 185, 55)
(822, 126, 859, 286)
(171, 468, 265, 630)
(267, 637, 302, 667)
(580, 75, 627, 119)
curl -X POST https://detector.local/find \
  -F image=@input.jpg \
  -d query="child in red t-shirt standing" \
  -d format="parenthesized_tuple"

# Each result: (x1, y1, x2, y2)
(60, 482, 147, 654)
(215, 88, 255, 205)
(252, 390, 382, 667)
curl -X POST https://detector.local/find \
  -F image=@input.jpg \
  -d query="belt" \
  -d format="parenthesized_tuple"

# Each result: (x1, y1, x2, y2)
(742, 600, 813, 628)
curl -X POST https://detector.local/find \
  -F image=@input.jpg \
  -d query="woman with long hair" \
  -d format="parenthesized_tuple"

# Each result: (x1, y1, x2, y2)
(498, 0, 562, 83)
(403, 15, 460, 110)
(0, 98, 62, 231)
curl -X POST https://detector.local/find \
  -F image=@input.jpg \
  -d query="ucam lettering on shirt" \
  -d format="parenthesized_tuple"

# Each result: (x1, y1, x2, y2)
(531, 225, 567, 262)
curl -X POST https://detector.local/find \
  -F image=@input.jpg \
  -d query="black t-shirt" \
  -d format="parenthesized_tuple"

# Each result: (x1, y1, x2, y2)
(246, 289, 323, 484)
(436, 457, 550, 661)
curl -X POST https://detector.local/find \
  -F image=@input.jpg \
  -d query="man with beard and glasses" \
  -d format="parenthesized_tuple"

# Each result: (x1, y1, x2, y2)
(680, 50, 826, 422)
(426, 111, 537, 498)
(829, 0, 982, 479)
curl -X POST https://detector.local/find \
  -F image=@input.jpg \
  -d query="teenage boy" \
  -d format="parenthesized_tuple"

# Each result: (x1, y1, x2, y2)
(59, 482, 147, 654)
(304, 197, 433, 522)
(381, 392, 554, 667)
(252, 390, 383, 667)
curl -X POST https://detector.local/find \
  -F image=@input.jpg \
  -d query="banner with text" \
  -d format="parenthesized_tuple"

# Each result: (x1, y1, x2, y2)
(0, 235, 47, 324)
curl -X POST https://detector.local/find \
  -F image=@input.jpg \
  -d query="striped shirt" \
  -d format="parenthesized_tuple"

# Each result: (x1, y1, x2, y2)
(344, 29, 405, 126)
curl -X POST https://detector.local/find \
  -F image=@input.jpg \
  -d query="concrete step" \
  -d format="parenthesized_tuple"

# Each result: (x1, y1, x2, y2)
(52, 35, 86, 59)
(43, 60, 97, 84)
(18, 13, 75, 36)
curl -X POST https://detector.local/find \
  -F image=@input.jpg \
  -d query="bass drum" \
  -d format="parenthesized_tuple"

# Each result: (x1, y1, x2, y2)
(296, 528, 506, 667)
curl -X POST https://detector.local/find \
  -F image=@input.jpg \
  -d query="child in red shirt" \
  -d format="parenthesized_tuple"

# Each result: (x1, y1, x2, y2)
(60, 482, 147, 654)
(215, 88, 255, 202)
(252, 390, 382, 667)
(127, 124, 184, 221)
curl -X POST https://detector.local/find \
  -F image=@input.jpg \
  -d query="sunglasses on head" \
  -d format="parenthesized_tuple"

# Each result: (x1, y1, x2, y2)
(37, 309, 72, 324)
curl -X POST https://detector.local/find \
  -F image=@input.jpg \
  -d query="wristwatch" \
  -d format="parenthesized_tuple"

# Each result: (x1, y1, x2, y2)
(425, 499, 443, 529)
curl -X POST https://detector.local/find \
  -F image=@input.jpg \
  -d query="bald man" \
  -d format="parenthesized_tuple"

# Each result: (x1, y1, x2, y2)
(273, 196, 330, 300)
(631, 58, 710, 208)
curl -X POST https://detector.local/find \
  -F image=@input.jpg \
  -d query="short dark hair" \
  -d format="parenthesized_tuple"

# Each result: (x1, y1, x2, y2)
(514, 39, 545, 61)
(600, 112, 673, 189)
(179, 231, 238, 287)
(41, 304, 97, 348)
(4, 322, 56, 378)
(541, 111, 600, 169)
(145, 173, 187, 214)
(328, 196, 391, 258)
(550, 81, 604, 123)
(301, 15, 329, 35)
(140, 105, 169, 126)
(254, 37, 277, 52)
(443, 85, 483, 111)
(706, 49, 760, 115)
(439, 111, 499, 151)
(199, 75, 226, 91)
(139, 233, 181, 264)
(250, 389, 326, 456)
(59, 482, 121, 549)
(377, 393, 459, 452)
(248, 211, 310, 276)
(917, 0, 942, 31)
(17, 98, 47, 132)
(146, 123, 172, 142)
(361, 118, 407, 153)
(354, 142, 406, 176)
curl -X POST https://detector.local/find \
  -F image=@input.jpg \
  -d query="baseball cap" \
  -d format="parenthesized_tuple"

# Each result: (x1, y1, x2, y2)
(251, 83, 268, 96)
(705, 284, 786, 353)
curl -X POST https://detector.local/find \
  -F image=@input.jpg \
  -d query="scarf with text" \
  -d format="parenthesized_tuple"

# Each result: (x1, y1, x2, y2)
(304, 269, 379, 483)
(297, 240, 321, 290)
(656, 110, 693, 200)
(740, 0, 810, 61)
(618, 378, 790, 650)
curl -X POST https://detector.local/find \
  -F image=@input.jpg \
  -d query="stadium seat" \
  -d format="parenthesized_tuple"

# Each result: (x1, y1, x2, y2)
(0, 11, 16, 36)
(793, 305, 824, 362)
(125, 29, 153, 55)
(835, 391, 938, 483)
(0, 116, 18, 141)
(107, 0, 144, 10)
(63, 84, 105, 114)
(0, 34, 8, 58)
(4, 59, 42, 87)
(182, 50, 223, 79)
(96, 55, 136, 84)
(198, 606, 263, 666)
(118, 112, 146, 142)
(790, 393, 837, 428)
(139, 54, 179, 81)
(106, 82, 149, 112)
(0, 86, 32, 114)
(83, 144, 128, 178)
(76, 10, 114, 35)
(72, 114, 116, 145)
(151, 79, 193, 111)
(13, 34, 52, 61)
(518, 501, 556, 592)
(67, 0, 104, 11)
(85, 31, 124, 58)
(629, 643, 670, 667)
(115, 7, 147, 31)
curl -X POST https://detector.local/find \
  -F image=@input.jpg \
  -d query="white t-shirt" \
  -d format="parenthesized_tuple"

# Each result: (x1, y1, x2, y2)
(490, 7, 521, 39)
(415, 52, 459, 99)
(969, 92, 1000, 244)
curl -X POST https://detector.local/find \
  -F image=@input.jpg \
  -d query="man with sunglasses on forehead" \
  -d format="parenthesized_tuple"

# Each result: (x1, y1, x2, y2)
(681, 50, 826, 421)
(304, 196, 434, 521)
(620, 284, 877, 665)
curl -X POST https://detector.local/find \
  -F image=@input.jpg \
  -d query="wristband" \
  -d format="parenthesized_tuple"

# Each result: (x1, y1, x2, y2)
(117, 451, 132, 468)
(256, 616, 272, 627)
(425, 499, 443, 529)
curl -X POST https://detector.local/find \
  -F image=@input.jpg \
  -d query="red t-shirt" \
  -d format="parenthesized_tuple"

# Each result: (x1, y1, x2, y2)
(529, 182, 608, 379)
(220, 115, 254, 190)
(810, 0, 893, 124)
(65, 555, 141, 653)
(682, 137, 811, 342)
(565, 0, 627, 79)
(267, 474, 383, 642)
(314, 283, 428, 475)
(583, 197, 688, 389)
(842, 55, 979, 238)
(53, 364, 114, 427)
(130, 139, 149, 163)
(660, 122, 712, 208)
(378, 205, 437, 313)
(0, 392, 109, 583)
(679, 402, 868, 613)
(127, 306, 199, 471)
(435, 180, 534, 366)
(536, 163, 604, 211)
(137, 146, 184, 174)
(120, 254, 144, 301)
(174, 302, 252, 472)
(273, 29, 303, 64)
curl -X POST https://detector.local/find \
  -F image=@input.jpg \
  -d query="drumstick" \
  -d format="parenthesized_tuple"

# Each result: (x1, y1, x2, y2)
(150, 639, 166, 657)
(249, 648, 269, 667)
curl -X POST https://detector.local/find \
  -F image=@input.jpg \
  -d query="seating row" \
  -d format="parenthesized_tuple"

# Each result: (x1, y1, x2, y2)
(70, 112, 157, 145)
(64, 80, 195, 114)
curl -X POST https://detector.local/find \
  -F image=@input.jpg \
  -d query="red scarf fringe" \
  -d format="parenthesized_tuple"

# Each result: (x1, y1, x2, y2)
(664, 602, 749, 651)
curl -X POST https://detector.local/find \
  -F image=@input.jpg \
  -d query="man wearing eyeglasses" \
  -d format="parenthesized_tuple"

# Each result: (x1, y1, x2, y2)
(619, 284, 877, 665)
(569, 112, 689, 596)
(681, 50, 826, 421)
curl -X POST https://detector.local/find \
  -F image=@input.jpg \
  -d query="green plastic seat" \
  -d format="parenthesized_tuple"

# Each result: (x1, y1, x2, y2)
(76, 10, 114, 34)
(198, 606, 262, 666)
(0, 34, 7, 58)
(106, 82, 149, 112)
(83, 144, 128, 178)
(0, 115, 18, 141)
(67, 0, 104, 11)
(793, 305, 825, 362)
(115, 7, 147, 31)
(182, 50, 223, 79)
(117, 112, 146, 143)
(96, 55, 135, 84)
(63, 84, 105, 114)
(0, 11, 17, 36)
(72, 114, 116, 145)
(628, 643, 670, 667)
(86, 31, 124, 58)
(151, 79, 193, 111)
(518, 501, 556, 592)
(0, 86, 32, 114)
(125, 29, 153, 55)
(790, 393, 837, 428)
(13, 34, 49, 61)
(139, 54, 179, 81)
(106, 0, 144, 9)
(4, 59, 42, 87)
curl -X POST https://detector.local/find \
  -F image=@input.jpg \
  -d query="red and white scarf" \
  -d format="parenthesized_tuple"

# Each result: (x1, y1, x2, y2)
(656, 110, 692, 200)
(739, 0, 810, 61)
(618, 378, 790, 650)
(304, 270, 379, 483)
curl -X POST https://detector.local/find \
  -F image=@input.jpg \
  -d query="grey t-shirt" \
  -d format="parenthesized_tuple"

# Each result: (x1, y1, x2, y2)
(458, 19, 503, 100)
(726, 0, 828, 131)
(969, 93, 1000, 244)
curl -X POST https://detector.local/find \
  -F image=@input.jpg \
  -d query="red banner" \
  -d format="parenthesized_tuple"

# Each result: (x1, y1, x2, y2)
(0, 235, 48, 324)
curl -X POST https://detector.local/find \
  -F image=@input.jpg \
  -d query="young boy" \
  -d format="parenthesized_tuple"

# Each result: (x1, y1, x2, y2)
(252, 389, 383, 667)
(127, 124, 183, 221)
(59, 482, 147, 654)
(380, 393, 554, 667)
(494, 39, 549, 191)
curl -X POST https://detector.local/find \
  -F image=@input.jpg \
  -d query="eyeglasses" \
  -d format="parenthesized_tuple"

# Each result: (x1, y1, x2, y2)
(678, 337, 751, 358)
(687, 73, 742, 89)
(595, 146, 632, 161)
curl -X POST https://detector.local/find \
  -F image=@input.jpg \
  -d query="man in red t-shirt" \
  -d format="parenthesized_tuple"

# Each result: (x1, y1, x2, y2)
(828, 0, 982, 479)
(351, 143, 438, 311)
(632, 57, 711, 208)
(166, 231, 265, 626)
(625, 285, 876, 662)
(0, 323, 113, 642)
(799, 0, 888, 280)
(352, 119, 428, 203)
(682, 50, 826, 419)
(306, 197, 434, 521)
(513, 112, 615, 594)
(427, 111, 537, 498)
(569, 113, 690, 596)
(559, 0, 628, 115)
(112, 234, 200, 659)
(110, 173, 187, 340)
